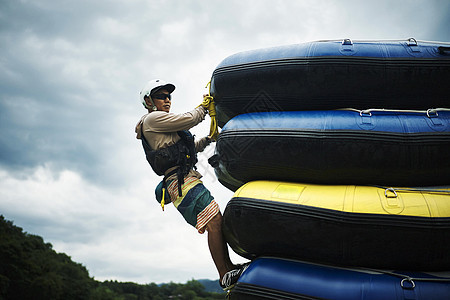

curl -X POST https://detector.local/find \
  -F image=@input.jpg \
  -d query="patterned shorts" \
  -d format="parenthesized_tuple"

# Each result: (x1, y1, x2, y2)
(155, 177, 220, 234)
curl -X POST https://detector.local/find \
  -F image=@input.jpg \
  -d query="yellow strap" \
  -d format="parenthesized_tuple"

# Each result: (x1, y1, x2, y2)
(161, 187, 165, 211)
(206, 80, 212, 95)
(197, 81, 219, 141)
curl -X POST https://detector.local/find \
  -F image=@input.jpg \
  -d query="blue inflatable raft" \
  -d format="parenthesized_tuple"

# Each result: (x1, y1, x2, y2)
(209, 109, 450, 191)
(210, 39, 450, 126)
(230, 257, 450, 300)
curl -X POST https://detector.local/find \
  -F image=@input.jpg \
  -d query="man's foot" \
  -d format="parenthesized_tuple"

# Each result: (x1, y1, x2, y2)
(220, 263, 250, 290)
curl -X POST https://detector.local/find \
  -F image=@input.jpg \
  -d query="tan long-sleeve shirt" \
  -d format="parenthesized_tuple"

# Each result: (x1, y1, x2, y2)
(135, 106, 210, 178)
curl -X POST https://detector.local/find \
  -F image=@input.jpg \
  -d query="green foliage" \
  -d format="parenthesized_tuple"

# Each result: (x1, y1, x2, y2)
(0, 216, 225, 299)
(0, 216, 94, 299)
(97, 279, 225, 300)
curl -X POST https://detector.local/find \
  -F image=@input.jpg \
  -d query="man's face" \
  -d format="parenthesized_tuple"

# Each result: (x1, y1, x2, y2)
(151, 89, 171, 112)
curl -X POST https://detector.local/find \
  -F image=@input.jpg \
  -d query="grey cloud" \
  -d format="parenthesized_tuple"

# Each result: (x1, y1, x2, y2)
(0, 0, 449, 283)
(1, 0, 449, 191)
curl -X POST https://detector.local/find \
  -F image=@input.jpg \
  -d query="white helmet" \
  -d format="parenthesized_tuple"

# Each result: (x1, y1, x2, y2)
(140, 79, 176, 109)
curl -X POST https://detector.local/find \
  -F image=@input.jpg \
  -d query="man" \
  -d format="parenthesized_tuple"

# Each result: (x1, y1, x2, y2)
(135, 79, 247, 289)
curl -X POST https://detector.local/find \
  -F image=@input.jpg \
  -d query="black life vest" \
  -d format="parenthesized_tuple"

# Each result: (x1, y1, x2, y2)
(141, 126, 197, 197)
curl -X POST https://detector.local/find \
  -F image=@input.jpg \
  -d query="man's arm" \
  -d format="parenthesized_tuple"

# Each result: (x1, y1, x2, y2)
(147, 107, 207, 132)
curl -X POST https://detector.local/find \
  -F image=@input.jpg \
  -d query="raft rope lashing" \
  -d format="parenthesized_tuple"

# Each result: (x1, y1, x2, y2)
(340, 107, 450, 117)
(382, 186, 450, 197)
(358, 268, 450, 290)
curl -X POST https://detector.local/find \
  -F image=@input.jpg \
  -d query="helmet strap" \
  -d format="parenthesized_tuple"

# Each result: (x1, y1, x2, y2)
(144, 95, 157, 111)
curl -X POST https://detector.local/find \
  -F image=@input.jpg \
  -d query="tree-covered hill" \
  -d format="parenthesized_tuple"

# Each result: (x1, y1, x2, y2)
(0, 215, 225, 299)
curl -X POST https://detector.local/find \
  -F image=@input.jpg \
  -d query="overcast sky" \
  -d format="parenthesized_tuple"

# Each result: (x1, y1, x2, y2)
(1, 0, 449, 284)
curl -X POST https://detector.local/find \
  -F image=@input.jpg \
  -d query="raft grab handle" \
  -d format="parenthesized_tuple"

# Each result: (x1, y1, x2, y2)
(385, 188, 398, 198)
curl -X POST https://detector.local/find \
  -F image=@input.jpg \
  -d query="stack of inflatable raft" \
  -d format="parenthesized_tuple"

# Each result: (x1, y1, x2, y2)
(208, 39, 450, 299)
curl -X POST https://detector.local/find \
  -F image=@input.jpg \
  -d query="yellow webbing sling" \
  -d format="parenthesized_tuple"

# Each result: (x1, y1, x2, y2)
(197, 81, 219, 141)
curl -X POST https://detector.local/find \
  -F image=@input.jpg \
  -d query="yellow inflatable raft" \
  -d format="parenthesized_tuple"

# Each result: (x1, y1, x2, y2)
(223, 181, 450, 270)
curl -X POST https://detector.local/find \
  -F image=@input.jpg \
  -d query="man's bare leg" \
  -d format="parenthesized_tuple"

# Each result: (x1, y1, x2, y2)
(205, 213, 235, 280)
